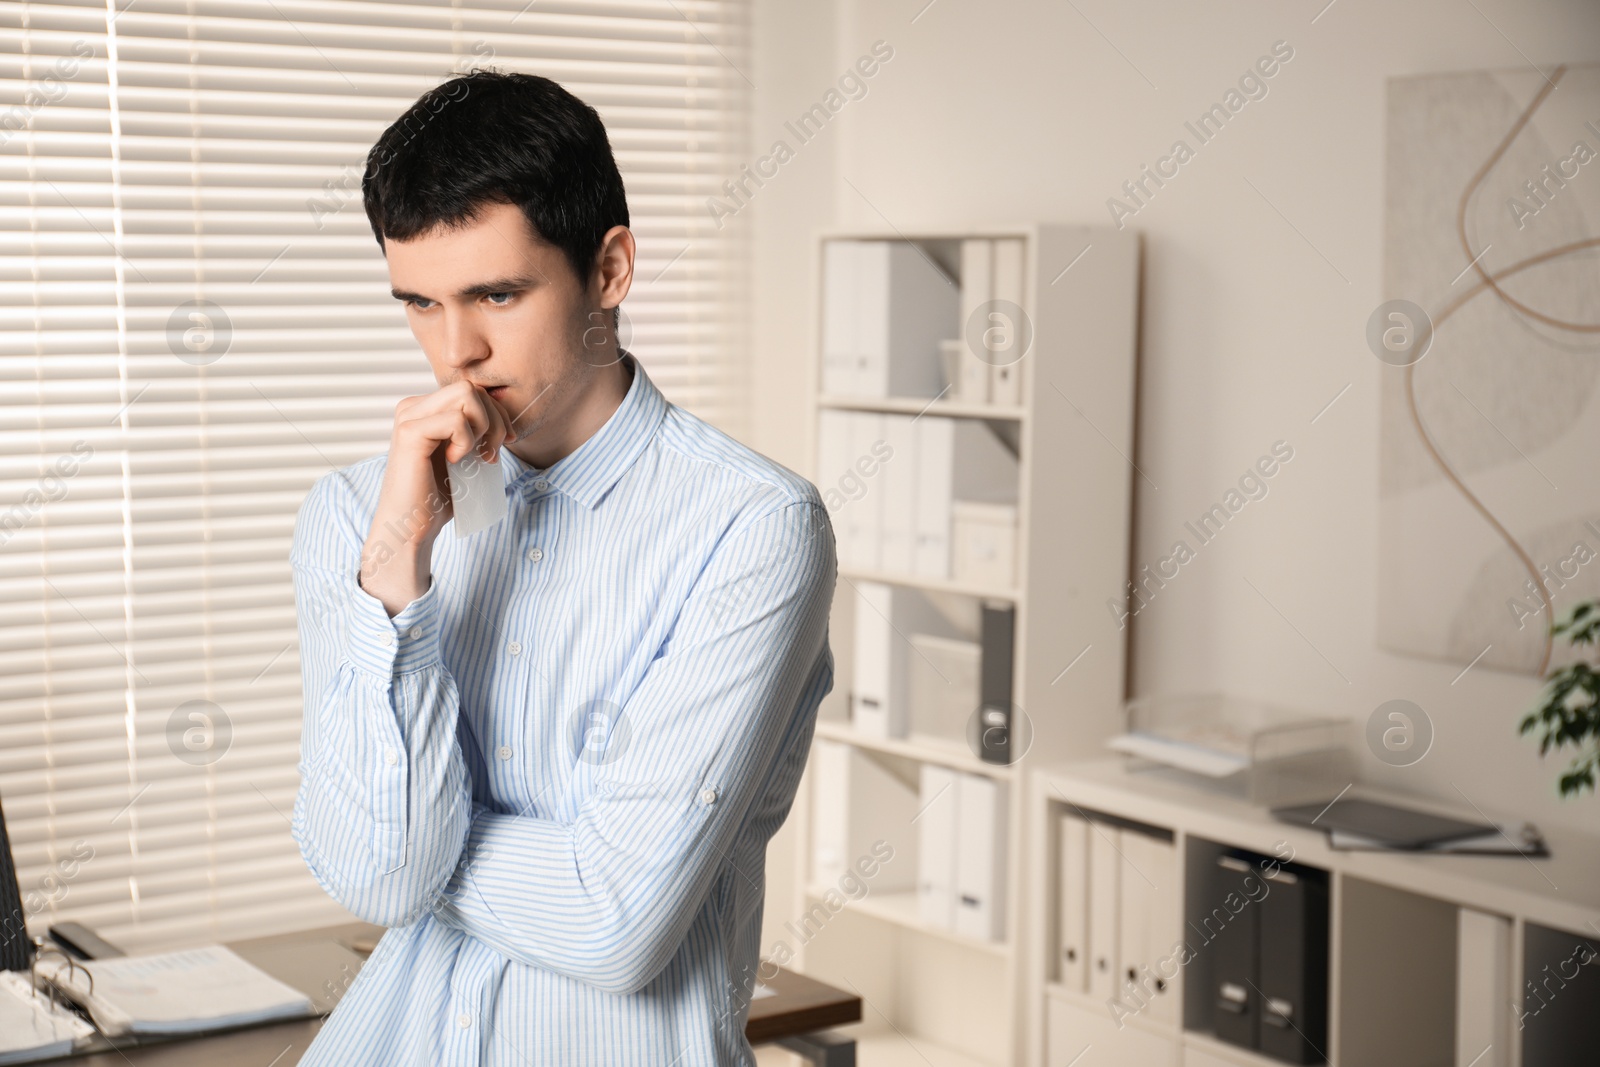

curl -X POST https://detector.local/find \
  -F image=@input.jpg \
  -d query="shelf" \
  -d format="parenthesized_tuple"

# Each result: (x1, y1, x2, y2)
(818, 393, 1027, 421)
(810, 226, 1144, 1067)
(837, 566, 1020, 602)
(1038, 758, 1600, 935)
(812, 719, 1016, 780)
(804, 885, 1010, 957)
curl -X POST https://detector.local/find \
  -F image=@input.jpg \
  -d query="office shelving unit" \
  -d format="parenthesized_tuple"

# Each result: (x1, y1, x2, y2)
(788, 224, 1142, 1066)
(1028, 759, 1600, 1067)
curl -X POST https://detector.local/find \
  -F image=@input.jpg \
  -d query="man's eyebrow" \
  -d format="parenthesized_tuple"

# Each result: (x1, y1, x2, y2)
(390, 274, 541, 302)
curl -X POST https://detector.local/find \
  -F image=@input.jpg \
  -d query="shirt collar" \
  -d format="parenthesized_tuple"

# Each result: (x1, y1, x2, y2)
(498, 351, 666, 511)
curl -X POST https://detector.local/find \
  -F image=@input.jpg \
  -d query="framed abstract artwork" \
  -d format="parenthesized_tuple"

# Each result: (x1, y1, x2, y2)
(1379, 63, 1600, 676)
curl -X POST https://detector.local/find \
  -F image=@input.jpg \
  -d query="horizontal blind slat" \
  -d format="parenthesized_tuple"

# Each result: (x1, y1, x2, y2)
(1, 0, 747, 949)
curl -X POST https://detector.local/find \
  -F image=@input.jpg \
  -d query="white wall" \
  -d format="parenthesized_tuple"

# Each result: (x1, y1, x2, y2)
(742, 0, 1600, 930)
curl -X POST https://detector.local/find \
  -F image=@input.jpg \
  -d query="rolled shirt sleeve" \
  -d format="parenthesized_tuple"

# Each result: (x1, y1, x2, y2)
(289, 469, 474, 928)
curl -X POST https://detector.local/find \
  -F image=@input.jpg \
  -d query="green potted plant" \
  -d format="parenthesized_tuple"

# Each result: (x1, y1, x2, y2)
(1522, 600, 1600, 797)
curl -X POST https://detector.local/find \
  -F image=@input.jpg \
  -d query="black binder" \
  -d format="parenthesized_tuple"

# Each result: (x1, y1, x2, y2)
(0, 793, 32, 971)
(1207, 848, 1329, 1064)
(977, 601, 1014, 765)
(1258, 863, 1329, 1064)
(1210, 853, 1260, 1049)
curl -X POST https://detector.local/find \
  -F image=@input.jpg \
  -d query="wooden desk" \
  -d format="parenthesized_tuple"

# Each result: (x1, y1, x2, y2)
(55, 922, 861, 1065)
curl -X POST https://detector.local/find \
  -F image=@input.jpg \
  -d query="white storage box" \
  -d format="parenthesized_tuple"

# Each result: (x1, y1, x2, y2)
(951, 500, 1017, 589)
(907, 633, 981, 746)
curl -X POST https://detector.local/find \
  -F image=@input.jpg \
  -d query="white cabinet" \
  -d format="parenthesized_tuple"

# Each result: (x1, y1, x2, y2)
(1031, 759, 1600, 1067)
(799, 225, 1143, 1067)
(1047, 993, 1176, 1067)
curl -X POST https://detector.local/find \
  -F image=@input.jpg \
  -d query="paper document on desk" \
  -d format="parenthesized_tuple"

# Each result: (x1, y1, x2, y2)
(0, 970, 95, 1063)
(1106, 730, 1250, 777)
(39, 943, 313, 1036)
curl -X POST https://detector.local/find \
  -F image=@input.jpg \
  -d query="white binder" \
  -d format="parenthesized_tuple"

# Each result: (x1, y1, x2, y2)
(878, 412, 918, 574)
(913, 415, 955, 579)
(989, 237, 1026, 406)
(1141, 833, 1180, 1025)
(851, 581, 944, 739)
(1117, 830, 1150, 1009)
(851, 580, 893, 737)
(811, 739, 852, 887)
(1456, 908, 1511, 1067)
(1113, 831, 1179, 1023)
(954, 773, 1008, 942)
(911, 416, 1019, 582)
(916, 763, 961, 930)
(1057, 813, 1091, 992)
(957, 239, 992, 404)
(1087, 822, 1121, 1002)
(815, 408, 852, 563)
(855, 241, 956, 399)
(844, 412, 883, 572)
(821, 240, 861, 395)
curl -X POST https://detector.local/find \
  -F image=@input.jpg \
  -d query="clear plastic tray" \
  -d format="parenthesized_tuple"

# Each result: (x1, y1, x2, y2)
(1107, 692, 1355, 807)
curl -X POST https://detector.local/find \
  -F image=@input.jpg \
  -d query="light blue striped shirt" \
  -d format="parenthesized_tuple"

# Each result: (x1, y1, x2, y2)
(288, 354, 836, 1066)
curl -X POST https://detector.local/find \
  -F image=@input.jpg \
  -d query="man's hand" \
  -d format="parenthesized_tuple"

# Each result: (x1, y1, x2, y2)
(360, 380, 518, 615)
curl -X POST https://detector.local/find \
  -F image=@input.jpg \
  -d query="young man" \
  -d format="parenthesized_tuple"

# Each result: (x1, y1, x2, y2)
(290, 71, 836, 1065)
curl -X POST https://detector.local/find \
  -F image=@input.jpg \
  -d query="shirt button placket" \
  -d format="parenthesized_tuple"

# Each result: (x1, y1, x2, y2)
(445, 940, 503, 1066)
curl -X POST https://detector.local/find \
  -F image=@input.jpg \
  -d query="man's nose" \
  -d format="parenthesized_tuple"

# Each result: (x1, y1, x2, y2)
(441, 307, 490, 369)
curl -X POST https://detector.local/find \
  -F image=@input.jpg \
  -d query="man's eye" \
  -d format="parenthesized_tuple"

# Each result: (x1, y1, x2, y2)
(407, 297, 436, 311)
(485, 292, 514, 306)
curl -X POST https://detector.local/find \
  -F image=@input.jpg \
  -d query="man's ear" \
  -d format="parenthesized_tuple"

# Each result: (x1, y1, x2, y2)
(594, 225, 635, 312)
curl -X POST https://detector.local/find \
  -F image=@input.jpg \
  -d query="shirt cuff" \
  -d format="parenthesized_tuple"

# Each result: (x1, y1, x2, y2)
(342, 568, 444, 676)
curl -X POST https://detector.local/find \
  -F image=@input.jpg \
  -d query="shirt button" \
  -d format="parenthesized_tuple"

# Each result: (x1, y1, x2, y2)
(380, 631, 394, 646)
(384, 747, 398, 766)
(497, 745, 513, 761)
(532, 478, 549, 491)
(407, 625, 422, 640)
(507, 641, 522, 657)
(526, 546, 544, 563)
(457, 1013, 471, 1029)
(699, 787, 717, 805)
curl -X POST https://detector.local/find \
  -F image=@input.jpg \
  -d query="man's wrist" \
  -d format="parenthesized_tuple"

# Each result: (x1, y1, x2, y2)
(343, 567, 444, 676)
(359, 546, 431, 617)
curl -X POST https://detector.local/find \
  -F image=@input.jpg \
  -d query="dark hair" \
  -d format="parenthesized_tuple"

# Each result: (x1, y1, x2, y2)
(362, 69, 629, 308)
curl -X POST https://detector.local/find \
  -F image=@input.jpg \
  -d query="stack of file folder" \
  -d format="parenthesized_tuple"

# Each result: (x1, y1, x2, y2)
(0, 970, 94, 1064)
(37, 943, 313, 1037)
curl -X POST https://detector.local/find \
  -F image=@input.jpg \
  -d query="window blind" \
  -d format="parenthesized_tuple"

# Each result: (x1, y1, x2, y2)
(0, 0, 751, 953)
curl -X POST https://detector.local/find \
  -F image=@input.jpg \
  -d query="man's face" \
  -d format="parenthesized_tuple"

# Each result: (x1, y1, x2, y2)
(383, 199, 628, 454)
